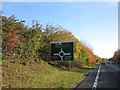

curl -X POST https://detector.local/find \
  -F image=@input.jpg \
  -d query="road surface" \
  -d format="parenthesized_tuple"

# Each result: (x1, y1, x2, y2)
(75, 64, 120, 89)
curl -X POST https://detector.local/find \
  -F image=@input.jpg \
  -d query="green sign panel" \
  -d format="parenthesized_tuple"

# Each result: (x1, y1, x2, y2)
(96, 59, 98, 62)
(51, 40, 74, 61)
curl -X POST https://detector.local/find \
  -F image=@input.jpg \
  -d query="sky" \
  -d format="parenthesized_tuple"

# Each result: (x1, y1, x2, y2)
(2, 2, 118, 58)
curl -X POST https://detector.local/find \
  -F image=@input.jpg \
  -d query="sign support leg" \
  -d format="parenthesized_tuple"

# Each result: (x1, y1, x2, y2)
(69, 61, 71, 71)
(55, 61, 57, 67)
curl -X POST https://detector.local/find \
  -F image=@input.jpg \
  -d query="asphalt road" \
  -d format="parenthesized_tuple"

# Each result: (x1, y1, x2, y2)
(75, 64, 120, 89)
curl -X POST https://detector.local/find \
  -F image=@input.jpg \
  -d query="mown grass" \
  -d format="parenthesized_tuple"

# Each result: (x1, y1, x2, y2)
(2, 60, 93, 88)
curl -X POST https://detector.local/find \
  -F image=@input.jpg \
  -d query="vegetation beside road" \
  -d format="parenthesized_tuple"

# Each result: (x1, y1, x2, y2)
(2, 60, 93, 88)
(1, 15, 99, 88)
(1, 15, 101, 66)
(110, 49, 120, 65)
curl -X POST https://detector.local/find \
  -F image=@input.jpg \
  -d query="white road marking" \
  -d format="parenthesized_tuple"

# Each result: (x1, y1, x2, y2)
(92, 64, 101, 90)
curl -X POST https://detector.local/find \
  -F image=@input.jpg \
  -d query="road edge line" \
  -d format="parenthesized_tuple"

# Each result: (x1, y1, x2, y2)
(92, 64, 101, 90)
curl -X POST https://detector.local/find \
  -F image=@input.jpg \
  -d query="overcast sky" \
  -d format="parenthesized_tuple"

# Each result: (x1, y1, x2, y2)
(2, 2, 118, 58)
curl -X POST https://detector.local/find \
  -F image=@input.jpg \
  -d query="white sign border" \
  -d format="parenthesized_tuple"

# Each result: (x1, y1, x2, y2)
(51, 40, 74, 44)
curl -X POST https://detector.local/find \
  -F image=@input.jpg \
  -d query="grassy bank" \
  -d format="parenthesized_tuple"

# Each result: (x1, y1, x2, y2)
(2, 60, 94, 88)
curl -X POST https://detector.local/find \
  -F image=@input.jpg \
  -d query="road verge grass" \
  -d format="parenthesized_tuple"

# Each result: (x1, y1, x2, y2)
(2, 60, 93, 88)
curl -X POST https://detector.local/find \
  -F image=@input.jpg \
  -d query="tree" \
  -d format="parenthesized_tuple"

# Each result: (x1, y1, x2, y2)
(112, 49, 120, 64)
(16, 21, 44, 64)
(2, 15, 25, 59)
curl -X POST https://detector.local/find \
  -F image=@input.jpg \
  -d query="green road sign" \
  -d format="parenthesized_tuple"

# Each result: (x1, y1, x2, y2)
(96, 59, 98, 62)
(51, 40, 74, 61)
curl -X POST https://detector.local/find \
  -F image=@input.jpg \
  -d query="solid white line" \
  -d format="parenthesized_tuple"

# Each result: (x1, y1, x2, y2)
(92, 64, 101, 90)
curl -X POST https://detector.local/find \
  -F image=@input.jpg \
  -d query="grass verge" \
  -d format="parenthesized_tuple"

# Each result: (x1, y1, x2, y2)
(2, 60, 93, 88)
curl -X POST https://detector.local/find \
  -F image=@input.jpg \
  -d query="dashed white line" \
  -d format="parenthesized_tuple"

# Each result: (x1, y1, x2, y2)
(92, 64, 101, 90)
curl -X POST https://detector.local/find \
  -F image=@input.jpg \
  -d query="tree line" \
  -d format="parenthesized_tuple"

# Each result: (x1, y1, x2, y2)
(1, 15, 101, 67)
(110, 49, 120, 65)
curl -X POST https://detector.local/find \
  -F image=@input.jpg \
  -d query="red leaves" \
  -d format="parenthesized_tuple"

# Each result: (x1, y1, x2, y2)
(3, 28, 20, 52)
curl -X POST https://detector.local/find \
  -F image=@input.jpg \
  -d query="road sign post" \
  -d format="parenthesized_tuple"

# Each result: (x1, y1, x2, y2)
(69, 61, 71, 71)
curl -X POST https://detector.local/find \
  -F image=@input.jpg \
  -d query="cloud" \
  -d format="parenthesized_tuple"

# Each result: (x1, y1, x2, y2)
(91, 40, 118, 58)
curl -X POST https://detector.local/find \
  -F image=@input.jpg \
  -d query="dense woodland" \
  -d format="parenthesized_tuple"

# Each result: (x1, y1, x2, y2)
(1, 15, 119, 68)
